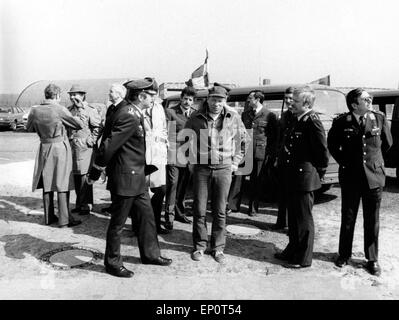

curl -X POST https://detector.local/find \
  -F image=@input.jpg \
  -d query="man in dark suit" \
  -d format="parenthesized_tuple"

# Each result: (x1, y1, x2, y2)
(274, 86, 329, 268)
(273, 87, 295, 229)
(327, 88, 392, 276)
(88, 80, 172, 278)
(241, 90, 278, 216)
(164, 86, 198, 230)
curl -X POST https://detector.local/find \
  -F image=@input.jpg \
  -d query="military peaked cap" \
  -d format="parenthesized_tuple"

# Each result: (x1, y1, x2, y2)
(123, 77, 158, 95)
(208, 82, 231, 99)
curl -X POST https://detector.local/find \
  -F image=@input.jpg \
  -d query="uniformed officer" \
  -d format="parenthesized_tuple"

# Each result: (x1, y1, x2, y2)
(67, 84, 102, 215)
(327, 88, 392, 276)
(274, 86, 329, 268)
(241, 90, 278, 216)
(273, 87, 295, 230)
(88, 81, 172, 278)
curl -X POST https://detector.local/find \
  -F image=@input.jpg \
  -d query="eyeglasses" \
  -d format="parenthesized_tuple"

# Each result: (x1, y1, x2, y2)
(360, 96, 373, 103)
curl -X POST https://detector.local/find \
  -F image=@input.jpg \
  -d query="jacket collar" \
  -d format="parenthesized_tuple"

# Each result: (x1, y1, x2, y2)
(196, 103, 234, 120)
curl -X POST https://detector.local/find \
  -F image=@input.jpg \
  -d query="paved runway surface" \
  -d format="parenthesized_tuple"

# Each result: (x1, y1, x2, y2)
(0, 131, 38, 164)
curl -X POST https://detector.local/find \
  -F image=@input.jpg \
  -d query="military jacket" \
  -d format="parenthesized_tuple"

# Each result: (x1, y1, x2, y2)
(94, 100, 147, 197)
(241, 106, 278, 161)
(282, 110, 329, 192)
(327, 110, 392, 189)
(276, 109, 295, 166)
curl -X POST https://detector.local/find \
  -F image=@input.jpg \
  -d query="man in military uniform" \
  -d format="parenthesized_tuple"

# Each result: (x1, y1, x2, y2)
(274, 86, 329, 268)
(88, 81, 172, 278)
(67, 85, 102, 215)
(241, 90, 278, 216)
(164, 86, 198, 230)
(273, 87, 295, 229)
(327, 88, 392, 276)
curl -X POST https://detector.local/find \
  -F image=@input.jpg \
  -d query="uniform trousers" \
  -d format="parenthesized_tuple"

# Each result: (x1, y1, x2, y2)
(43, 190, 71, 227)
(284, 189, 315, 266)
(164, 164, 191, 222)
(226, 174, 244, 211)
(247, 159, 265, 212)
(150, 185, 166, 230)
(339, 172, 381, 261)
(105, 192, 161, 269)
(73, 174, 93, 210)
(275, 166, 288, 227)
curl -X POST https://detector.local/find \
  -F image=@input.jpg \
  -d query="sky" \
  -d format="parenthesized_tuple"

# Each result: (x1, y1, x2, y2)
(1, 0, 399, 94)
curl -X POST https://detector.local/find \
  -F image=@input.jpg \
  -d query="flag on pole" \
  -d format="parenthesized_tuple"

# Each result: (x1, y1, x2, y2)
(310, 75, 330, 86)
(185, 49, 209, 89)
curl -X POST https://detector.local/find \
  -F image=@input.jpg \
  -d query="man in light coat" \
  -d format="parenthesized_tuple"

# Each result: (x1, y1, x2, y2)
(26, 84, 83, 228)
(143, 98, 170, 234)
(67, 85, 102, 215)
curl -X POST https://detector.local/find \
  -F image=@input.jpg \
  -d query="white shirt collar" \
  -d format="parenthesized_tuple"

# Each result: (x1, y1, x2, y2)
(255, 104, 263, 114)
(297, 109, 312, 121)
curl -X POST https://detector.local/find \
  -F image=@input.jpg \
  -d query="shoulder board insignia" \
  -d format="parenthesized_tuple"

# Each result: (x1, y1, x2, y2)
(346, 114, 352, 122)
(127, 107, 136, 116)
(372, 109, 384, 116)
(309, 113, 320, 120)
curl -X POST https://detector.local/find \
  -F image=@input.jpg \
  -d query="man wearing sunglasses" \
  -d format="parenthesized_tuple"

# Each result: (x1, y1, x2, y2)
(327, 88, 392, 276)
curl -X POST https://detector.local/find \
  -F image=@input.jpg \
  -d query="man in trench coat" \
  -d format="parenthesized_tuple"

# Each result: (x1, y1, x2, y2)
(67, 84, 102, 215)
(26, 84, 83, 228)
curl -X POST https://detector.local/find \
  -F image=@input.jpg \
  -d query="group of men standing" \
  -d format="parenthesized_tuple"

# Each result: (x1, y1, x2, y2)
(27, 79, 392, 278)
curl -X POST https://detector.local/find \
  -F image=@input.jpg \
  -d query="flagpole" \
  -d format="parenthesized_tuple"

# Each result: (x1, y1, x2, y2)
(206, 48, 210, 88)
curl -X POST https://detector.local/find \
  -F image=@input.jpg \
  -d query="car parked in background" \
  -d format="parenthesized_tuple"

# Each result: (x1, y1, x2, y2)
(163, 84, 348, 193)
(370, 89, 399, 180)
(0, 105, 25, 131)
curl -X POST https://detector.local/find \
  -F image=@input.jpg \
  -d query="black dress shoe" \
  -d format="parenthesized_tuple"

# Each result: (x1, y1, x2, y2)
(164, 221, 173, 230)
(101, 206, 112, 214)
(175, 215, 192, 224)
(48, 217, 59, 225)
(226, 208, 232, 215)
(248, 211, 257, 217)
(283, 262, 311, 269)
(366, 261, 381, 276)
(272, 224, 286, 230)
(68, 220, 82, 227)
(105, 266, 134, 278)
(79, 209, 90, 216)
(71, 208, 80, 214)
(157, 227, 171, 235)
(142, 256, 172, 266)
(274, 252, 292, 261)
(334, 256, 349, 268)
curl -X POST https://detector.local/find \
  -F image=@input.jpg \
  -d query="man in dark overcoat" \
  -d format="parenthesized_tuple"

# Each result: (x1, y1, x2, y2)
(327, 88, 392, 276)
(241, 90, 278, 216)
(273, 86, 295, 229)
(164, 86, 198, 229)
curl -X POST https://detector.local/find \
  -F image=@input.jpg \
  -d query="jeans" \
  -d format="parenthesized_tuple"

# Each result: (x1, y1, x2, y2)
(192, 165, 232, 252)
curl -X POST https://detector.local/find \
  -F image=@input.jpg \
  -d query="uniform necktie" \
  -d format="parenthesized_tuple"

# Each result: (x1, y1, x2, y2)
(359, 115, 365, 130)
